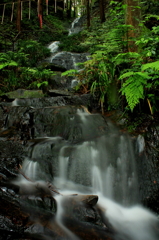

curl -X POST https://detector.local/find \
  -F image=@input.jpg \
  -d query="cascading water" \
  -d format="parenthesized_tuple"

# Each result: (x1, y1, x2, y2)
(46, 17, 89, 72)
(1, 16, 158, 240)
(20, 108, 159, 240)
(48, 41, 60, 53)
(68, 17, 82, 35)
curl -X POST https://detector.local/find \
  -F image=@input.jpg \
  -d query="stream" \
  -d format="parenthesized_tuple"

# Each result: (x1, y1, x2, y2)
(0, 17, 159, 240)
(19, 109, 158, 240)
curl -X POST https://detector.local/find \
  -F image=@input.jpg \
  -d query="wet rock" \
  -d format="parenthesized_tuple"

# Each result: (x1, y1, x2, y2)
(48, 89, 73, 97)
(0, 215, 24, 240)
(1, 94, 92, 109)
(57, 194, 115, 240)
(3, 89, 44, 99)
(0, 189, 57, 239)
(0, 140, 25, 180)
(4, 105, 107, 140)
(46, 63, 68, 72)
(137, 124, 159, 213)
(48, 71, 69, 89)
(0, 106, 5, 129)
(74, 194, 98, 206)
(50, 51, 89, 70)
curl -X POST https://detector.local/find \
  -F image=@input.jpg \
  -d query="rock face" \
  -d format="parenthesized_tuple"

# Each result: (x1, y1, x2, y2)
(50, 51, 89, 70)
(137, 128, 159, 213)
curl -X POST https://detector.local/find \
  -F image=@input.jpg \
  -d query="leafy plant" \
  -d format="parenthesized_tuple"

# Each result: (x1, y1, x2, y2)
(119, 61, 159, 113)
(59, 33, 89, 53)
(17, 40, 51, 67)
(119, 71, 150, 111)
(0, 49, 55, 93)
(37, 81, 48, 89)
(61, 69, 78, 77)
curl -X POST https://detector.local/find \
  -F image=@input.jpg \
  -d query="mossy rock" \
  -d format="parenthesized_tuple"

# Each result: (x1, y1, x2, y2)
(4, 89, 44, 99)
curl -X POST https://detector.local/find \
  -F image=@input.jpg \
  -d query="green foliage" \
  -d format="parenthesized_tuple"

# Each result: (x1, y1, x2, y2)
(119, 72, 149, 111)
(37, 81, 48, 89)
(74, 2, 159, 115)
(59, 33, 89, 53)
(136, 25, 159, 57)
(0, 61, 18, 70)
(119, 61, 159, 113)
(141, 1, 159, 15)
(17, 40, 51, 67)
(81, 1, 126, 54)
(0, 41, 55, 93)
(141, 61, 159, 71)
(61, 69, 78, 77)
(71, 1, 128, 111)
(74, 51, 118, 112)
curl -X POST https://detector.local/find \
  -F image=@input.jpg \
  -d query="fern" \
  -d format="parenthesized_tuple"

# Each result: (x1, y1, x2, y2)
(37, 81, 48, 89)
(61, 69, 78, 77)
(115, 52, 141, 65)
(0, 61, 18, 70)
(120, 72, 149, 111)
(141, 61, 159, 71)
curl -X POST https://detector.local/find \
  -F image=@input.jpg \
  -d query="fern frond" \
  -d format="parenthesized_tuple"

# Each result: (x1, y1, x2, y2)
(119, 71, 150, 80)
(0, 61, 18, 70)
(142, 61, 159, 71)
(61, 69, 78, 77)
(145, 14, 159, 20)
(119, 71, 135, 79)
(120, 75, 147, 111)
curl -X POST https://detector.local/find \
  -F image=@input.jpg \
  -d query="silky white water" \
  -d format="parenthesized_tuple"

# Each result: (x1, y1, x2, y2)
(55, 194, 80, 240)
(20, 109, 159, 240)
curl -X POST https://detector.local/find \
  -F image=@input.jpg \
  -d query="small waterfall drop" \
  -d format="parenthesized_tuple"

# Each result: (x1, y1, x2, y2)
(98, 195, 158, 240)
(21, 158, 39, 181)
(21, 108, 159, 240)
(69, 17, 82, 35)
(48, 41, 60, 54)
(55, 194, 80, 240)
(46, 17, 88, 71)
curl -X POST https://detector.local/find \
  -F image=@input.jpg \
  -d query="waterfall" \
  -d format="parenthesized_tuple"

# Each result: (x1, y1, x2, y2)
(69, 17, 82, 35)
(48, 41, 60, 54)
(55, 195, 80, 240)
(98, 196, 158, 240)
(19, 108, 159, 240)
(46, 17, 88, 72)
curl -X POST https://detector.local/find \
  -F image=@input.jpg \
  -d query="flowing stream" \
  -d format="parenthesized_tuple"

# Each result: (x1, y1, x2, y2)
(11, 18, 159, 240)
(19, 108, 159, 240)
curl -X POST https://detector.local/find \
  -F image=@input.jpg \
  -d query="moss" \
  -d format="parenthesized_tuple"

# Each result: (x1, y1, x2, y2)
(4, 89, 44, 99)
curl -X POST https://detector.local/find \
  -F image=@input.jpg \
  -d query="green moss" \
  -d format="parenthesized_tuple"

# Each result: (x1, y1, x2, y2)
(4, 89, 44, 99)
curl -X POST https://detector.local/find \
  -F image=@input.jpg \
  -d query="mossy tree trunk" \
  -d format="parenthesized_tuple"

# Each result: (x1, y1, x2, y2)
(125, 0, 141, 52)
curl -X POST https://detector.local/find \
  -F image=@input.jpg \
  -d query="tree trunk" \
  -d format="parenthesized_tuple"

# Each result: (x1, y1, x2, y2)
(16, 0, 21, 32)
(73, 0, 76, 18)
(38, 0, 43, 28)
(67, 0, 72, 18)
(99, 0, 106, 23)
(125, 0, 141, 52)
(86, 0, 90, 27)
